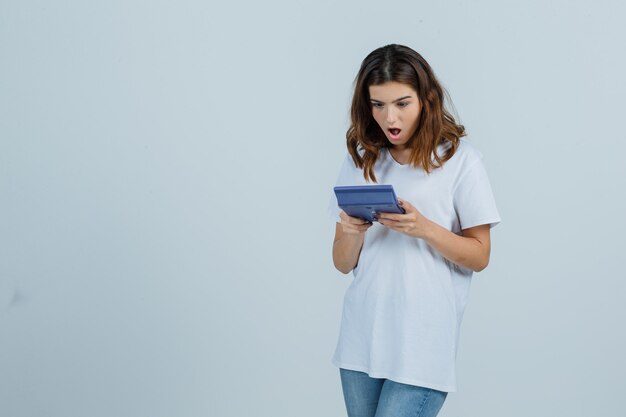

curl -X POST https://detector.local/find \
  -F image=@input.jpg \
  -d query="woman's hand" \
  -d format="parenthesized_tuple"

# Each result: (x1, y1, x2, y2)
(377, 198, 432, 239)
(333, 211, 372, 274)
(339, 211, 373, 236)
(376, 198, 492, 272)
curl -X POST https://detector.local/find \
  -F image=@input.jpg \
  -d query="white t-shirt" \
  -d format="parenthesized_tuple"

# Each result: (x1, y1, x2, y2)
(327, 138, 501, 393)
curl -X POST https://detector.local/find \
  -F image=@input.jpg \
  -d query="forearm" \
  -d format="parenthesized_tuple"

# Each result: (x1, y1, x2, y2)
(422, 220, 489, 272)
(332, 234, 365, 274)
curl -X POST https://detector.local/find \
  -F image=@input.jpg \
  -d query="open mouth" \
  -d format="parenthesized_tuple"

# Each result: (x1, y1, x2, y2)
(388, 128, 402, 139)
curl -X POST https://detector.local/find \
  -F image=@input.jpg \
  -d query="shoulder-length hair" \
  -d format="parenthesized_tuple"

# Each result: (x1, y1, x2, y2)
(346, 44, 466, 183)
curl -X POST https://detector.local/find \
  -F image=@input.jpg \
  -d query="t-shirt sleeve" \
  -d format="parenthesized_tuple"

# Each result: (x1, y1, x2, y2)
(326, 154, 354, 224)
(452, 156, 501, 230)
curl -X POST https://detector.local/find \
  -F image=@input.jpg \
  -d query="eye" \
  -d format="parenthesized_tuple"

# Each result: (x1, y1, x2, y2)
(372, 102, 383, 109)
(397, 102, 409, 107)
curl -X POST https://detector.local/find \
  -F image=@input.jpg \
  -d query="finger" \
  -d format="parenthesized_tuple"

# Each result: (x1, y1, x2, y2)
(380, 213, 400, 221)
(397, 198, 414, 211)
(349, 216, 371, 225)
(379, 219, 393, 229)
(340, 211, 361, 223)
(380, 217, 402, 227)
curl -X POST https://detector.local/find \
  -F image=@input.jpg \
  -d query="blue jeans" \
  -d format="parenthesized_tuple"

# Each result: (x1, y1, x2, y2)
(339, 368, 448, 417)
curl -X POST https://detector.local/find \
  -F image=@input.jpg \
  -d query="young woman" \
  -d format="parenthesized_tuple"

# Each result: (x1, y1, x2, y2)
(327, 44, 501, 417)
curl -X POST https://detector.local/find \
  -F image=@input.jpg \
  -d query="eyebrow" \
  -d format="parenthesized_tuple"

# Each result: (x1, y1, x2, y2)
(370, 96, 412, 103)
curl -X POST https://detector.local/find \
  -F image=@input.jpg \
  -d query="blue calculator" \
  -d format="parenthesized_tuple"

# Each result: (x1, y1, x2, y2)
(333, 184, 406, 223)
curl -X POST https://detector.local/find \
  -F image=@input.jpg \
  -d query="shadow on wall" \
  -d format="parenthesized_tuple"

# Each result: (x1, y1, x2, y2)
(0, 278, 28, 314)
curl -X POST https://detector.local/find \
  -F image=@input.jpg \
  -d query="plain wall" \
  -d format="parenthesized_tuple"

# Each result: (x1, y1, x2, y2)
(1, 0, 625, 416)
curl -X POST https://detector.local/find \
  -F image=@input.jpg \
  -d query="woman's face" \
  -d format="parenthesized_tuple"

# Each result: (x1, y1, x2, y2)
(368, 81, 422, 150)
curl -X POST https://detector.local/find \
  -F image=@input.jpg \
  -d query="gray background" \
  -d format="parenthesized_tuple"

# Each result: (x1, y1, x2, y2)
(1, 0, 625, 416)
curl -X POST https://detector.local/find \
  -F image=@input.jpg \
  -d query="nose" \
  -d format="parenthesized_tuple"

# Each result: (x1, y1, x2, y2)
(385, 106, 398, 124)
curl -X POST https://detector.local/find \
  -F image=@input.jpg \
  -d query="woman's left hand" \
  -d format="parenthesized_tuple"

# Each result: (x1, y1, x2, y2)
(377, 198, 432, 239)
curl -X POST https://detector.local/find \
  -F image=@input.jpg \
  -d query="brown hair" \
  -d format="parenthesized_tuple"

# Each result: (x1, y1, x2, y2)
(346, 44, 466, 182)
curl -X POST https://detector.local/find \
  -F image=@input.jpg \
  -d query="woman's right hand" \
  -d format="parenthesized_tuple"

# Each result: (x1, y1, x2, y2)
(339, 211, 373, 235)
(333, 212, 372, 273)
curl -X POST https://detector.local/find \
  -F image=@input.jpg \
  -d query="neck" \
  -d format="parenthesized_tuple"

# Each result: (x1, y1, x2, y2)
(389, 147, 411, 165)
